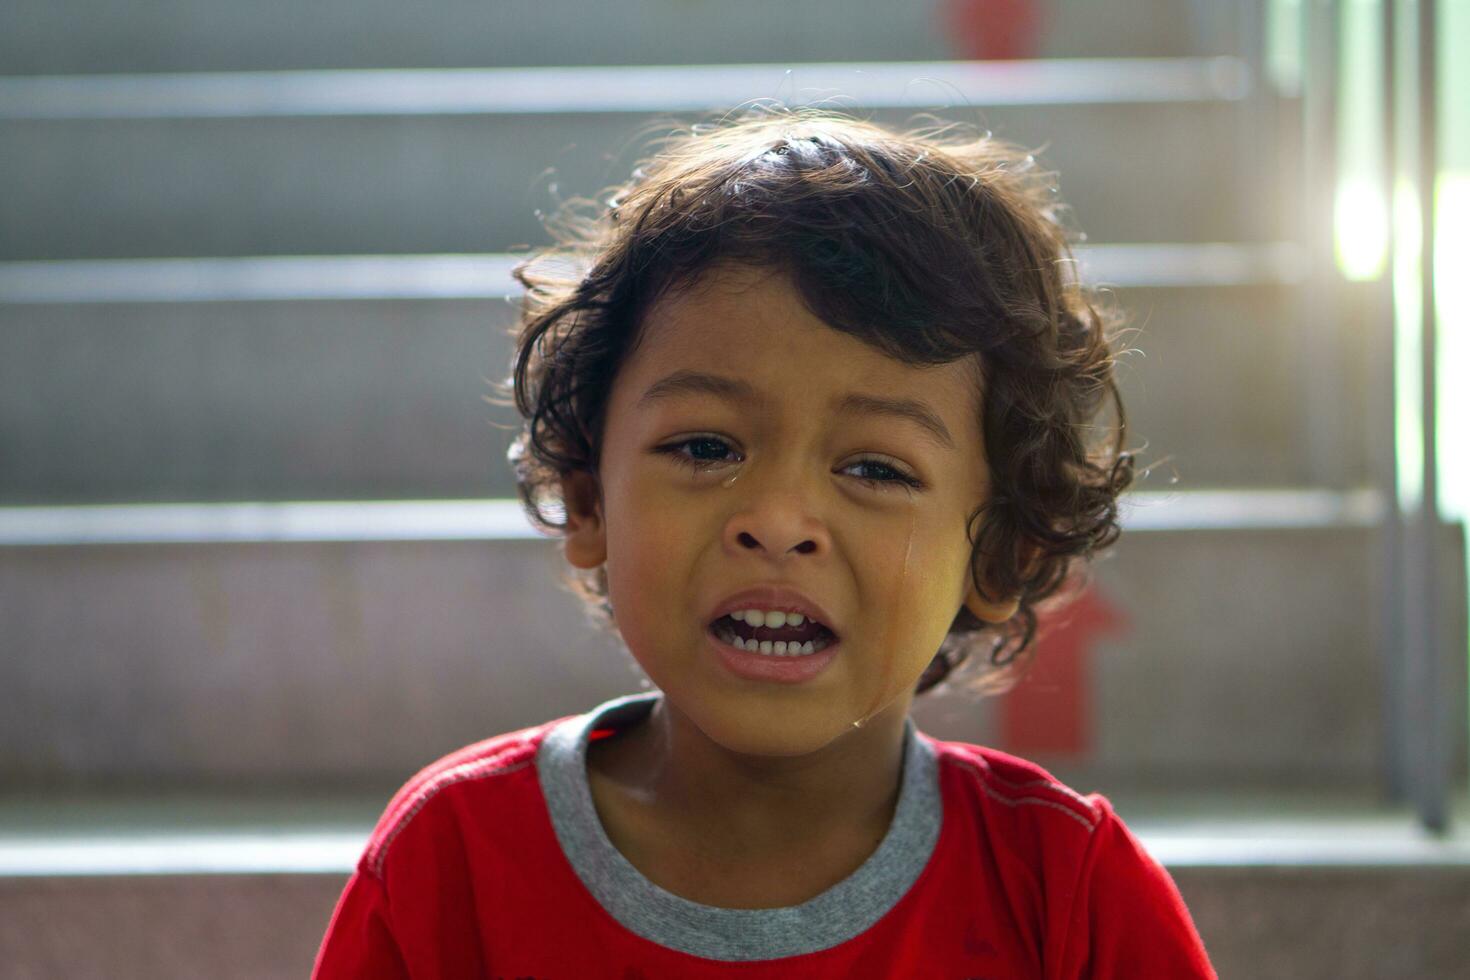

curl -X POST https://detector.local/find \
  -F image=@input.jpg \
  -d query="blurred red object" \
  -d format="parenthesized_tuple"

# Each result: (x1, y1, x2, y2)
(939, 0, 1045, 60)
(1000, 585, 1129, 758)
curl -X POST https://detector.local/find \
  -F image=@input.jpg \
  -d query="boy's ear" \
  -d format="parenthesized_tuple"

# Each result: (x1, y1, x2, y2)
(560, 470, 607, 570)
(963, 583, 1021, 624)
(962, 542, 1040, 624)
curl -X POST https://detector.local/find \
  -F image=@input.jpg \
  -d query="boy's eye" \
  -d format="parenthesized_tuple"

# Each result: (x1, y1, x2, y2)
(661, 435, 739, 467)
(656, 436, 924, 491)
(843, 458, 925, 490)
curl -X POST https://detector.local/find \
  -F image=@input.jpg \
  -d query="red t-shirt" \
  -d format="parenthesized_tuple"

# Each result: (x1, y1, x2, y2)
(314, 693, 1215, 978)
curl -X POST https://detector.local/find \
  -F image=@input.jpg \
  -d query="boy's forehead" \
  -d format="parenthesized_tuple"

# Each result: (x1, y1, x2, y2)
(638, 264, 916, 375)
(640, 264, 804, 344)
(625, 264, 986, 430)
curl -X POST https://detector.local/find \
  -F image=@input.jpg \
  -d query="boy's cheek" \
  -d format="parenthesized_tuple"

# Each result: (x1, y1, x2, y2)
(869, 530, 971, 645)
(604, 505, 703, 598)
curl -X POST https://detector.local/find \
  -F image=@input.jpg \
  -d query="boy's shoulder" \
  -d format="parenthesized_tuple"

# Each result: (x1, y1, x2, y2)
(920, 732, 1109, 836)
(360, 713, 573, 879)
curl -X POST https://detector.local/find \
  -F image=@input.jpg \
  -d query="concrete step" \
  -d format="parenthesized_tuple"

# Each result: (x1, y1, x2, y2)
(0, 296, 511, 505)
(0, 277, 1368, 504)
(0, 789, 1466, 979)
(1, 521, 1462, 788)
(0, 95, 1277, 261)
(0, 0, 1243, 76)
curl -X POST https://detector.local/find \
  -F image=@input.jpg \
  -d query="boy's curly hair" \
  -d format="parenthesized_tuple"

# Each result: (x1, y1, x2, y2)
(497, 107, 1137, 697)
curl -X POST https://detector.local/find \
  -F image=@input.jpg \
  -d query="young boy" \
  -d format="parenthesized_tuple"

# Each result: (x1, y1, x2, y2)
(313, 110, 1217, 978)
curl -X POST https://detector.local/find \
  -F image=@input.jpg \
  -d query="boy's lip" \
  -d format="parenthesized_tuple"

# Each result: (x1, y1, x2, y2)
(706, 585, 840, 636)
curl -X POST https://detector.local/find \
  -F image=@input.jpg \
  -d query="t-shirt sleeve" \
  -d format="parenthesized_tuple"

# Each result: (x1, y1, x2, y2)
(1053, 797, 1217, 979)
(312, 867, 412, 980)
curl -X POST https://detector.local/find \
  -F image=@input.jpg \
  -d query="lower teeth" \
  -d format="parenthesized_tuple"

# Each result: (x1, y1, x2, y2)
(716, 629, 826, 657)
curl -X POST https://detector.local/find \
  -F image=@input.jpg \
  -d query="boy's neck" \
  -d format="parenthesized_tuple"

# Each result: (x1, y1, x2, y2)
(587, 694, 911, 864)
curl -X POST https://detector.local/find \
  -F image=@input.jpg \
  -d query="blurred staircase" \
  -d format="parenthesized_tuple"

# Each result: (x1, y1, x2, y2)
(1, 1, 1467, 976)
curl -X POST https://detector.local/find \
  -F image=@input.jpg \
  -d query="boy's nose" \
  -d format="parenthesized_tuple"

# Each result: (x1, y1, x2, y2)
(721, 492, 829, 560)
(732, 530, 820, 556)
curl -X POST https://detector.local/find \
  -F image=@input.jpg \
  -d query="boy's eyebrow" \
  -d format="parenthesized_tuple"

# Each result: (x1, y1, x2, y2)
(638, 369, 955, 451)
(639, 370, 756, 408)
(841, 391, 956, 451)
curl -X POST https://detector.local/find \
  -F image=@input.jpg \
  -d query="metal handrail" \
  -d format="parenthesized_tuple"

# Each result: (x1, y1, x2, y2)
(0, 57, 1252, 121)
(0, 243, 1308, 304)
(0, 490, 1388, 546)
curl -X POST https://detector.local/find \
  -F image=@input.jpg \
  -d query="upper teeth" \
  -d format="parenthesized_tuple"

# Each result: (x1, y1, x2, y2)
(730, 609, 806, 628)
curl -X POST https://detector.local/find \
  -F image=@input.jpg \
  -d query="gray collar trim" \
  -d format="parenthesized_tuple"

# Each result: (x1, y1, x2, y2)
(536, 691, 941, 961)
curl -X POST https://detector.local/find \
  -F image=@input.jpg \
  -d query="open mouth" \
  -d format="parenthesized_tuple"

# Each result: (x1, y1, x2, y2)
(707, 613, 839, 657)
